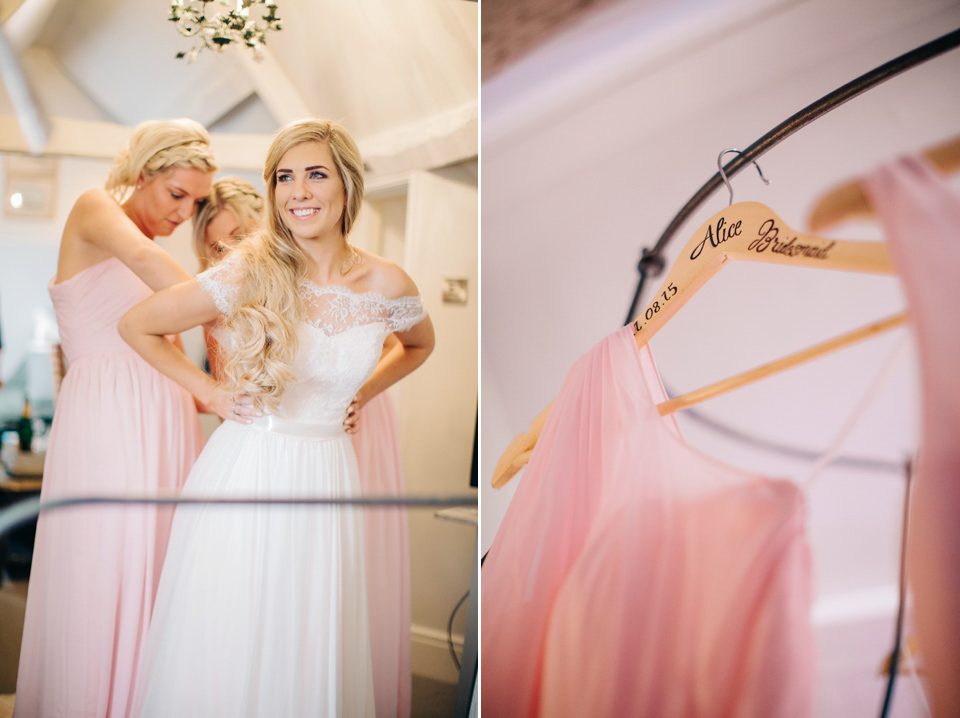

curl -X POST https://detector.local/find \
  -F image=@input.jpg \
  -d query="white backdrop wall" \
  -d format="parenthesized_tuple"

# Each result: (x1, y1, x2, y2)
(0, 155, 105, 381)
(400, 164, 478, 682)
(481, 0, 960, 713)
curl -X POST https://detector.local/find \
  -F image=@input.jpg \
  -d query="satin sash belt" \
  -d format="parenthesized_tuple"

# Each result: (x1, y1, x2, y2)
(250, 415, 346, 440)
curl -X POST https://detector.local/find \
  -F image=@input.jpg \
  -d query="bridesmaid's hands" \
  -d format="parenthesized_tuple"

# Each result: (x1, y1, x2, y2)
(207, 390, 261, 424)
(344, 394, 361, 434)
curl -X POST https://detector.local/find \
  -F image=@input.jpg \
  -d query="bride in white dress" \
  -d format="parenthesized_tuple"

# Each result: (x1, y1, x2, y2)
(119, 118, 435, 716)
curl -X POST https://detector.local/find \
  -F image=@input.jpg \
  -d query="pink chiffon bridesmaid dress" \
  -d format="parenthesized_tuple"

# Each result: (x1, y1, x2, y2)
(482, 327, 815, 718)
(351, 390, 413, 718)
(13, 258, 203, 718)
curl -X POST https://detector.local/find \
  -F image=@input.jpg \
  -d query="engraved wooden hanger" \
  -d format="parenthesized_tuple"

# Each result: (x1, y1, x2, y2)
(492, 153, 905, 489)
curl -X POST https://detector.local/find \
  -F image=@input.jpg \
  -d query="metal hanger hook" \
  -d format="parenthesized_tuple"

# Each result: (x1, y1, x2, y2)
(717, 148, 771, 206)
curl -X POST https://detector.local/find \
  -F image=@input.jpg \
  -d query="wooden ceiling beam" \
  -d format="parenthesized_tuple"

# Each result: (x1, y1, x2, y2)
(3, 0, 61, 51)
(0, 0, 26, 25)
(360, 99, 478, 175)
(0, 27, 47, 153)
(234, 47, 312, 127)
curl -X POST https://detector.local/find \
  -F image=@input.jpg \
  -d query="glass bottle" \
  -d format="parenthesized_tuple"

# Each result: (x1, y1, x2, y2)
(18, 396, 33, 452)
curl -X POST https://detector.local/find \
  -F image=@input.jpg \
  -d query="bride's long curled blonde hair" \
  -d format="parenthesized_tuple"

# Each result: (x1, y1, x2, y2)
(218, 118, 365, 410)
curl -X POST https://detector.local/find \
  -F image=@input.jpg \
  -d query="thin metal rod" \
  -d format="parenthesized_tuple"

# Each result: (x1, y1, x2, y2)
(618, 28, 960, 469)
(879, 458, 914, 717)
(0, 493, 478, 538)
(624, 26, 960, 324)
(661, 396, 903, 473)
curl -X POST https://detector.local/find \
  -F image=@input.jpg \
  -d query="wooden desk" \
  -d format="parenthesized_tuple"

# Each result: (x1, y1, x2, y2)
(0, 478, 41, 493)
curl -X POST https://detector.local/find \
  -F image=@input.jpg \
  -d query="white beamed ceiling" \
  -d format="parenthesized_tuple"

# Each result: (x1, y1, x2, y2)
(0, 0, 478, 173)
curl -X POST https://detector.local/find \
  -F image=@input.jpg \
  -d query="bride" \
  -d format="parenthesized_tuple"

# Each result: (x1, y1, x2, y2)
(119, 118, 435, 716)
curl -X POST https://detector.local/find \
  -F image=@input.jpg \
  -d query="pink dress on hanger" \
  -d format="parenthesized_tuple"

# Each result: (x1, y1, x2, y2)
(481, 327, 815, 718)
(350, 391, 412, 718)
(863, 154, 960, 718)
(14, 258, 204, 718)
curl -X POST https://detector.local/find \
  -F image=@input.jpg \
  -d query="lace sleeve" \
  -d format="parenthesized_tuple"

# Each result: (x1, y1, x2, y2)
(386, 295, 427, 332)
(196, 253, 246, 315)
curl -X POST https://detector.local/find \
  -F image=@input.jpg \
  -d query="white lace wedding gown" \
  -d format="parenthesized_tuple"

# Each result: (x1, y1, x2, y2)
(135, 255, 427, 717)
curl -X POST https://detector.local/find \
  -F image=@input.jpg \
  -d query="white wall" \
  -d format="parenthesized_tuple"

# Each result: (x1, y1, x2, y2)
(402, 164, 479, 682)
(353, 163, 479, 682)
(352, 165, 479, 681)
(0, 155, 108, 381)
(481, 0, 960, 713)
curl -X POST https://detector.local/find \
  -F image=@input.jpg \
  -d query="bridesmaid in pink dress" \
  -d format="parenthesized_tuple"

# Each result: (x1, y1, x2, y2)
(192, 177, 413, 718)
(13, 119, 245, 718)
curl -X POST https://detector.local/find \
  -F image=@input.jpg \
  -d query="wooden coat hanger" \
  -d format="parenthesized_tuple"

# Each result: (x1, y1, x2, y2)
(808, 133, 960, 232)
(493, 175, 902, 489)
(632, 200, 900, 412)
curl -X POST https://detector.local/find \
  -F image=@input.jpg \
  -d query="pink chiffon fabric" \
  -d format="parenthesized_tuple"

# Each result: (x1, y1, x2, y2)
(350, 390, 412, 718)
(863, 155, 960, 717)
(14, 258, 203, 718)
(482, 327, 815, 718)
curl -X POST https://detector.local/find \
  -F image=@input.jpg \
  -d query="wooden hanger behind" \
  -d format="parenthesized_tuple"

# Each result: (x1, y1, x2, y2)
(808, 133, 960, 232)
(492, 201, 900, 488)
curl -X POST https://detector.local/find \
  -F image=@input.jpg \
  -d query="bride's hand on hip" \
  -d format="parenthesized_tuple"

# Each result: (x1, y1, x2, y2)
(344, 395, 361, 434)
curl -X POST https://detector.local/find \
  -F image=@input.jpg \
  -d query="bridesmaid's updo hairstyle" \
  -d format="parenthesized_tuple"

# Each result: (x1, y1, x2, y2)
(105, 118, 218, 201)
(192, 177, 265, 270)
(218, 119, 366, 411)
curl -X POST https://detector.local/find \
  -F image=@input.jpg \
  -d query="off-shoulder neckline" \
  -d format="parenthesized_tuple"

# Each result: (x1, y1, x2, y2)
(299, 276, 421, 304)
(203, 256, 423, 304)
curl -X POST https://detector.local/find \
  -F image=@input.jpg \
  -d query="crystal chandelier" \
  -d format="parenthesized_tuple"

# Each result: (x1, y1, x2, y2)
(169, 0, 282, 62)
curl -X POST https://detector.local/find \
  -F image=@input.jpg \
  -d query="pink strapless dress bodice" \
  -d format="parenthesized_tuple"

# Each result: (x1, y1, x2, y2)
(49, 257, 152, 361)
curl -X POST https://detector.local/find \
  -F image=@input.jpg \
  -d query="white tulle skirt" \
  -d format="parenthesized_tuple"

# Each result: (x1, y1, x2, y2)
(135, 418, 375, 718)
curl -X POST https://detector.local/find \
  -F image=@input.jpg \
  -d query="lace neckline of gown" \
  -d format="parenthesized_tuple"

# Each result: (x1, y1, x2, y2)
(197, 254, 426, 341)
(299, 276, 412, 304)
(295, 275, 425, 338)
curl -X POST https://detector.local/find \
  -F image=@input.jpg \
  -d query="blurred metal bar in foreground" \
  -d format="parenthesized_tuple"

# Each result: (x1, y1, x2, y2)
(0, 493, 478, 538)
